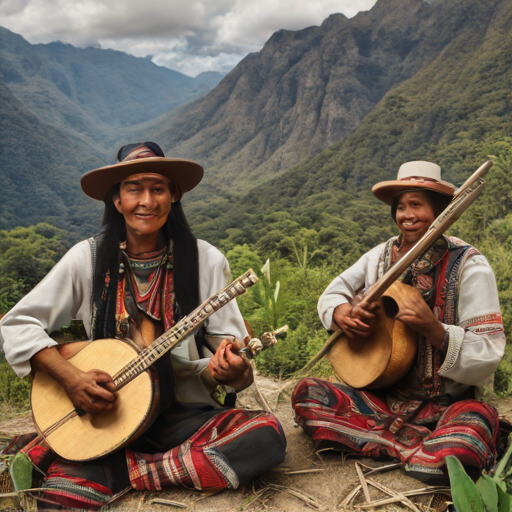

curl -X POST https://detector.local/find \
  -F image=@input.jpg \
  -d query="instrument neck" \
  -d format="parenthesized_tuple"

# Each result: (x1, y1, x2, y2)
(363, 160, 491, 303)
(111, 269, 258, 389)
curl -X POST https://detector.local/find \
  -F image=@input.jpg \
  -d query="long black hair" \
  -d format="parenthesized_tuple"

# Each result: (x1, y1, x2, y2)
(92, 184, 199, 340)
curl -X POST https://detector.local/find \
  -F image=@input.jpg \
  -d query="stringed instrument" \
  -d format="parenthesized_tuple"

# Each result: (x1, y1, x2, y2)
(31, 269, 258, 462)
(323, 161, 492, 389)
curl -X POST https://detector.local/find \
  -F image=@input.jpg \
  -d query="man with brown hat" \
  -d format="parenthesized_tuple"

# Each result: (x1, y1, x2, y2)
(292, 161, 505, 483)
(1, 142, 286, 508)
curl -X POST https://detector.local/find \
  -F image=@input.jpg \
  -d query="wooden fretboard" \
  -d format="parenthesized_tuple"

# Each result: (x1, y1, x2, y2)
(112, 269, 258, 390)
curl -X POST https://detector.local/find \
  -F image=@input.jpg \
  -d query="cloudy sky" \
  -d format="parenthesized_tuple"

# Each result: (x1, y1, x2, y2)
(0, 0, 377, 77)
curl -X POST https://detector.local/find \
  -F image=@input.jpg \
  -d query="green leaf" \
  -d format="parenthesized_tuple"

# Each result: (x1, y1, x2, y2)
(8, 452, 33, 491)
(477, 474, 499, 512)
(446, 455, 485, 512)
(494, 435, 512, 481)
(497, 485, 512, 512)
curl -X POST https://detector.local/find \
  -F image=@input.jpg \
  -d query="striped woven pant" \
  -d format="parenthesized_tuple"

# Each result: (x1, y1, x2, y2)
(16, 409, 286, 510)
(292, 378, 499, 483)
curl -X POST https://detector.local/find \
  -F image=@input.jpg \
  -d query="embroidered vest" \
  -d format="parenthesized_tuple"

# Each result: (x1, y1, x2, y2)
(377, 235, 480, 399)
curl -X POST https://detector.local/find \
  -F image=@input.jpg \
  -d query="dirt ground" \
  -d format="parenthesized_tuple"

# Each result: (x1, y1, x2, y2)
(2, 374, 510, 512)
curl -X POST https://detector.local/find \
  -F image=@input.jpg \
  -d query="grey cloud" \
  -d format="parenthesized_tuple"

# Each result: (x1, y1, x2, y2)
(0, 0, 377, 75)
(0, 0, 30, 16)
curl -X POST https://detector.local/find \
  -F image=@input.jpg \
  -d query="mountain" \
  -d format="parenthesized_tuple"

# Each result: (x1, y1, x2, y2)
(193, 71, 225, 90)
(0, 76, 104, 237)
(137, 0, 501, 194)
(2, 0, 509, 243)
(0, 26, 227, 234)
(0, 27, 221, 148)
(189, 0, 511, 255)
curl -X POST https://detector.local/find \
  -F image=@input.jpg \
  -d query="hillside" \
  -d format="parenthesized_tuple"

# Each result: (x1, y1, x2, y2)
(179, 0, 512, 354)
(171, 0, 512, 392)
(137, 0, 501, 195)
(0, 77, 103, 237)
(2, 0, 505, 237)
(0, 27, 224, 233)
(0, 27, 222, 148)
(190, 0, 511, 249)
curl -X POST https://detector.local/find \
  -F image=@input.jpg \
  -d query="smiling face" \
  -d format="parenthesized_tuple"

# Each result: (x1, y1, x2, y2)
(395, 191, 436, 247)
(114, 173, 174, 252)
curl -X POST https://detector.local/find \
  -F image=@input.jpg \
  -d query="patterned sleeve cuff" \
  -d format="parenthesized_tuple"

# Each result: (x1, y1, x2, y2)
(439, 325, 464, 374)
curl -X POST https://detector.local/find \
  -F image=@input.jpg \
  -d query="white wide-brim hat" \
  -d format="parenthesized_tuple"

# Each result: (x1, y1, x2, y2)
(372, 161, 456, 206)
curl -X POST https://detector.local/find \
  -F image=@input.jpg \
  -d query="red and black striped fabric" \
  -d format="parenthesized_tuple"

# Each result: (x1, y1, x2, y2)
(292, 378, 499, 483)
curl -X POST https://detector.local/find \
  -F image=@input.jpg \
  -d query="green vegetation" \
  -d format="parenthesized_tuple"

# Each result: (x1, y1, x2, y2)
(0, 223, 68, 313)
(0, 355, 30, 408)
(446, 445, 512, 512)
(3, 0, 512, 413)
(213, 141, 512, 387)
(0, 223, 69, 406)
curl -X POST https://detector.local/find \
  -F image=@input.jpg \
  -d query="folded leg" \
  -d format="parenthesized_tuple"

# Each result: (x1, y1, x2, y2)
(127, 409, 286, 491)
(292, 378, 429, 460)
(405, 399, 499, 483)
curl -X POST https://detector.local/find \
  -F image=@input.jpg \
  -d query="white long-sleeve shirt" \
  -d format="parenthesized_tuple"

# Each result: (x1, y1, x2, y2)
(0, 238, 249, 405)
(318, 242, 506, 398)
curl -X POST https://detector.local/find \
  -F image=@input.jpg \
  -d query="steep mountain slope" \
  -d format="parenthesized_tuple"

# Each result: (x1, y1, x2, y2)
(0, 77, 104, 236)
(0, 27, 219, 147)
(189, 0, 511, 254)
(139, 0, 501, 193)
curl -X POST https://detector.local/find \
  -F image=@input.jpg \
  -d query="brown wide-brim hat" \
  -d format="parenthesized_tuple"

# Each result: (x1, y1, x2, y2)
(80, 142, 204, 202)
(372, 161, 456, 206)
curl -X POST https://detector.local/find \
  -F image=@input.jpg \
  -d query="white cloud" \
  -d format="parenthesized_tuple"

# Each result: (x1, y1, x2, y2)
(0, 0, 377, 76)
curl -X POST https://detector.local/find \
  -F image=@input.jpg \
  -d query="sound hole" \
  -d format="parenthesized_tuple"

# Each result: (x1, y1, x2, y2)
(381, 296, 399, 318)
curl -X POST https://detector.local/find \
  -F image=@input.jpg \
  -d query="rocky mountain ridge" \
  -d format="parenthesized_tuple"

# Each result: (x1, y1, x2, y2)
(189, 0, 511, 255)
(0, 26, 223, 149)
(138, 0, 500, 194)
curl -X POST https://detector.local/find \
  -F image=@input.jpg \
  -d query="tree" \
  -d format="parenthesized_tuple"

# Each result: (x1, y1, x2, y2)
(0, 223, 68, 312)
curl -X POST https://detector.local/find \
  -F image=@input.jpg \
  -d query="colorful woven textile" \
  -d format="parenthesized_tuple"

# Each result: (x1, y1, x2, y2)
(127, 409, 286, 491)
(292, 378, 499, 483)
(18, 409, 285, 510)
(116, 246, 176, 337)
(43, 460, 116, 509)
(378, 235, 481, 400)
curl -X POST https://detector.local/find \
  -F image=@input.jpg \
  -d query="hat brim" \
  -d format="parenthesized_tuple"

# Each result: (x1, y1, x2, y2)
(80, 157, 204, 202)
(372, 178, 456, 206)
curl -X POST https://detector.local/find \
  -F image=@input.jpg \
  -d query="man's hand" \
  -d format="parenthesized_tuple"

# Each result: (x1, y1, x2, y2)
(61, 368, 117, 415)
(332, 298, 379, 339)
(394, 291, 445, 348)
(31, 346, 117, 415)
(209, 339, 253, 391)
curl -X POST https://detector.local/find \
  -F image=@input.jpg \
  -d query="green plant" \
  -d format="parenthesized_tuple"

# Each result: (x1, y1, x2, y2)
(446, 438, 512, 512)
(0, 355, 31, 408)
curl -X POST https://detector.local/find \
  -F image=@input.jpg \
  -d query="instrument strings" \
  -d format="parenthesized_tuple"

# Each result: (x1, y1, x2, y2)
(112, 270, 258, 390)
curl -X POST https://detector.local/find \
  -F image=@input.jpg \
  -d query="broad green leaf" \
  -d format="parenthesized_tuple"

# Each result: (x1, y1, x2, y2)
(446, 455, 485, 512)
(497, 485, 512, 512)
(9, 452, 32, 491)
(477, 474, 499, 512)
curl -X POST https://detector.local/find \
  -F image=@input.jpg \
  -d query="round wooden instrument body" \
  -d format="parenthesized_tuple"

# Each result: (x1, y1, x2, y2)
(31, 338, 155, 461)
(326, 281, 418, 389)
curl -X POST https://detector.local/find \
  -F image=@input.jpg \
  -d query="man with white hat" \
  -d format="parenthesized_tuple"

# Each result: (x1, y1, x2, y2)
(292, 161, 505, 483)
